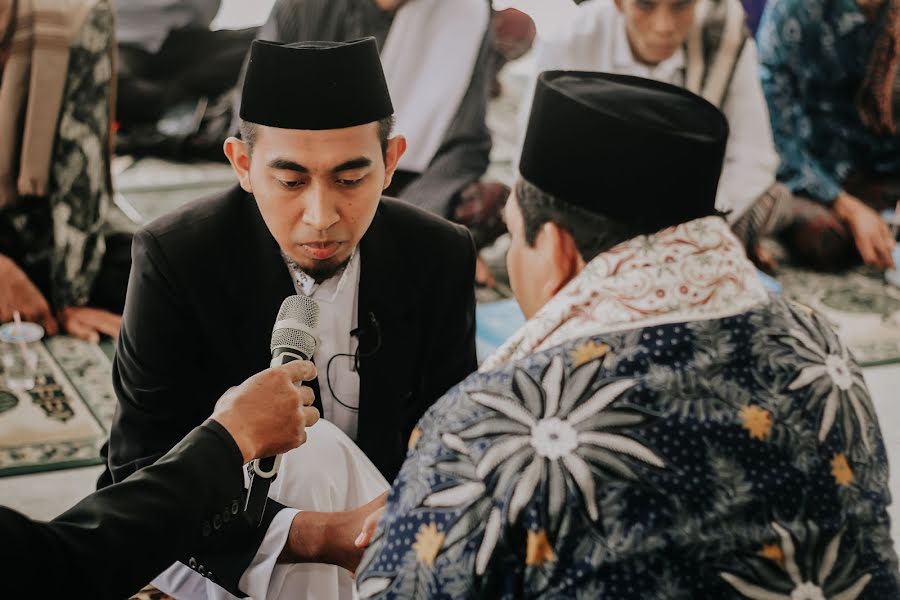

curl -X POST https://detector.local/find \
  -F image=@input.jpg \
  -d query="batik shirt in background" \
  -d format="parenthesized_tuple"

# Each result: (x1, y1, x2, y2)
(758, 0, 900, 204)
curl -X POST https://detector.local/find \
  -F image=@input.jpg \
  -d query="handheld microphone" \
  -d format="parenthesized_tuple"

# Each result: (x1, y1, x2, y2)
(245, 295, 320, 524)
(270, 294, 320, 368)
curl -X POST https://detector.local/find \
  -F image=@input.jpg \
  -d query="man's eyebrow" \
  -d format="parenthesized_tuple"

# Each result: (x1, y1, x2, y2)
(265, 157, 373, 173)
(267, 159, 309, 173)
(331, 157, 372, 173)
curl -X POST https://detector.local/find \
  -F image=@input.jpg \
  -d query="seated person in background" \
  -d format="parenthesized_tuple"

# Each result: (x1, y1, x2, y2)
(246, 0, 509, 277)
(355, 72, 900, 598)
(521, 0, 794, 270)
(113, 0, 256, 135)
(0, 0, 131, 341)
(103, 37, 476, 599)
(758, 0, 900, 271)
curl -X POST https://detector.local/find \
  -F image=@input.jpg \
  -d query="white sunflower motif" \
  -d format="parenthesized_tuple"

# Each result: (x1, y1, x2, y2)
(781, 317, 874, 454)
(423, 355, 665, 574)
(720, 522, 872, 600)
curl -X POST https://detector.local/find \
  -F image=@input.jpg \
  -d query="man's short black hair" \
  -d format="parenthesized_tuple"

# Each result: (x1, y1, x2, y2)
(515, 178, 645, 261)
(239, 115, 396, 157)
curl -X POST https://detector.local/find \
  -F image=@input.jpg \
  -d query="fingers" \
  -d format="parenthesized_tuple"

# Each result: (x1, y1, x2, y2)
(276, 359, 317, 384)
(299, 385, 315, 407)
(856, 234, 879, 268)
(42, 312, 59, 336)
(61, 313, 101, 344)
(355, 506, 387, 548)
(856, 222, 896, 269)
(58, 307, 122, 343)
(874, 223, 896, 269)
(301, 405, 320, 428)
(73, 308, 122, 338)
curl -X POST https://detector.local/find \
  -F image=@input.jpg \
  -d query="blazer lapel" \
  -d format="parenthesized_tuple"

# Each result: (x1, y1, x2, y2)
(355, 200, 423, 463)
(224, 190, 296, 379)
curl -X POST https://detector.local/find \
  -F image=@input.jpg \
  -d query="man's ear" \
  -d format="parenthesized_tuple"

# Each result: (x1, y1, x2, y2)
(224, 137, 253, 193)
(540, 221, 586, 298)
(382, 135, 407, 192)
(613, 0, 625, 11)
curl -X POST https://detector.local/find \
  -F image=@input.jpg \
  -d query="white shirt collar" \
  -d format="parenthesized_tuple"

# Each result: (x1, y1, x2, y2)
(283, 251, 360, 303)
(612, 11, 686, 83)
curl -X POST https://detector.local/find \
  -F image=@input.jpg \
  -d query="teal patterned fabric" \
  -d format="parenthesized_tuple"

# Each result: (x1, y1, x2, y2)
(758, 0, 900, 204)
(356, 296, 899, 599)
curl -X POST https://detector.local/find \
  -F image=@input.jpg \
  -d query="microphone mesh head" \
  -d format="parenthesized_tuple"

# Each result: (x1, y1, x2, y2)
(271, 295, 320, 358)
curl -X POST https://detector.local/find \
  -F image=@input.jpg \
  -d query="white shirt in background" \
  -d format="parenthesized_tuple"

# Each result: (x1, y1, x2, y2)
(519, 0, 780, 222)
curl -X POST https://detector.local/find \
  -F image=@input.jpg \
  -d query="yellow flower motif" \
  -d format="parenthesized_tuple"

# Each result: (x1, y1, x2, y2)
(570, 341, 610, 368)
(759, 544, 784, 566)
(412, 523, 444, 567)
(526, 529, 556, 566)
(831, 453, 854, 487)
(740, 405, 773, 440)
(408, 427, 422, 450)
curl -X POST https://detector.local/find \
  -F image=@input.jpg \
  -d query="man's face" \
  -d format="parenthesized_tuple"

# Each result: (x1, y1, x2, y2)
(226, 123, 403, 281)
(614, 0, 697, 65)
(504, 191, 581, 320)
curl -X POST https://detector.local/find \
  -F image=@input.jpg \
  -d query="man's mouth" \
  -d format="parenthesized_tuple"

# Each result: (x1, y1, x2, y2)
(299, 241, 342, 260)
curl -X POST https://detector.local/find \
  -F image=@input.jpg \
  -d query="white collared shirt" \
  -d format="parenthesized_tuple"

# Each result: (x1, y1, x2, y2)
(518, 0, 780, 222)
(283, 252, 362, 441)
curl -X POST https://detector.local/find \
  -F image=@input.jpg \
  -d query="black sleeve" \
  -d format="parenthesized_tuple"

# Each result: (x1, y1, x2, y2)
(420, 227, 478, 424)
(1, 421, 245, 600)
(103, 228, 286, 597)
(105, 228, 208, 485)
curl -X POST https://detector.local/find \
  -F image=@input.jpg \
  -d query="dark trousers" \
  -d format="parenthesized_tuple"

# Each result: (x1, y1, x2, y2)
(116, 27, 257, 129)
(785, 172, 900, 271)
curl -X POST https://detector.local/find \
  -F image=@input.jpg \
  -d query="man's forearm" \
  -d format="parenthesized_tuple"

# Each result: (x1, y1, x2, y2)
(279, 510, 359, 568)
(279, 492, 388, 570)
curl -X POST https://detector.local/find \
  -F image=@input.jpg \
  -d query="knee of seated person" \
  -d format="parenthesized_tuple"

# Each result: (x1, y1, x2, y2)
(787, 216, 855, 271)
(270, 420, 366, 510)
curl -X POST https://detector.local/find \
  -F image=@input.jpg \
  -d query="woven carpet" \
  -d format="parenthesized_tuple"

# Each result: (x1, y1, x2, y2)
(0, 337, 116, 477)
(778, 264, 900, 366)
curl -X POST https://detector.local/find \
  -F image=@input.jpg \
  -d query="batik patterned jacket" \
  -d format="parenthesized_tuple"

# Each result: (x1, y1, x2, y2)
(356, 217, 899, 599)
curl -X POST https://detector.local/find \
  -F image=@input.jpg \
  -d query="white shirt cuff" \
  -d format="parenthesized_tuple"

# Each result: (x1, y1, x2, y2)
(236, 508, 301, 599)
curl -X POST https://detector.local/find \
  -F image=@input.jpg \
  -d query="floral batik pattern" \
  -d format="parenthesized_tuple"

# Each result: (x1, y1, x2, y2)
(355, 296, 899, 598)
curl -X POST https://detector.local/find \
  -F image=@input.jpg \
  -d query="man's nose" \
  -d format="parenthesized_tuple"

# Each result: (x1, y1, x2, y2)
(301, 183, 340, 231)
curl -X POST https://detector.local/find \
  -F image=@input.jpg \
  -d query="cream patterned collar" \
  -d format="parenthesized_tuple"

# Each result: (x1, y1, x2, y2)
(481, 216, 768, 371)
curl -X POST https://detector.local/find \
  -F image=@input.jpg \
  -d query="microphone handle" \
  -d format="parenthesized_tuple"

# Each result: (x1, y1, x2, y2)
(245, 348, 312, 524)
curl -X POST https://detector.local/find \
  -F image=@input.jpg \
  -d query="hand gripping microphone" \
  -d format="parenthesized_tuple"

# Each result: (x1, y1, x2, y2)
(245, 295, 320, 524)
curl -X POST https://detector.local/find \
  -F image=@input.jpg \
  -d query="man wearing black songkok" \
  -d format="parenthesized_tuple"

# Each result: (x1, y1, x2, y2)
(354, 72, 900, 599)
(100, 37, 477, 598)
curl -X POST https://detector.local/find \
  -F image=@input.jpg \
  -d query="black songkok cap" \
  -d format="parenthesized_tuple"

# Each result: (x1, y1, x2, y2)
(240, 37, 394, 130)
(519, 71, 729, 231)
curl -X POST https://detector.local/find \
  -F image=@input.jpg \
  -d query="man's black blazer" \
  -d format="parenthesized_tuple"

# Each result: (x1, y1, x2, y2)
(99, 185, 477, 591)
(3, 421, 246, 599)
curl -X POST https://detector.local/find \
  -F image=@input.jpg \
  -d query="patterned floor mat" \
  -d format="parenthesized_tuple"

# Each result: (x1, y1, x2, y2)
(0, 337, 116, 477)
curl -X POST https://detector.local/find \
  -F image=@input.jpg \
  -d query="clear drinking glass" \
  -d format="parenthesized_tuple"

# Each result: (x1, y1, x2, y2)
(0, 321, 43, 392)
